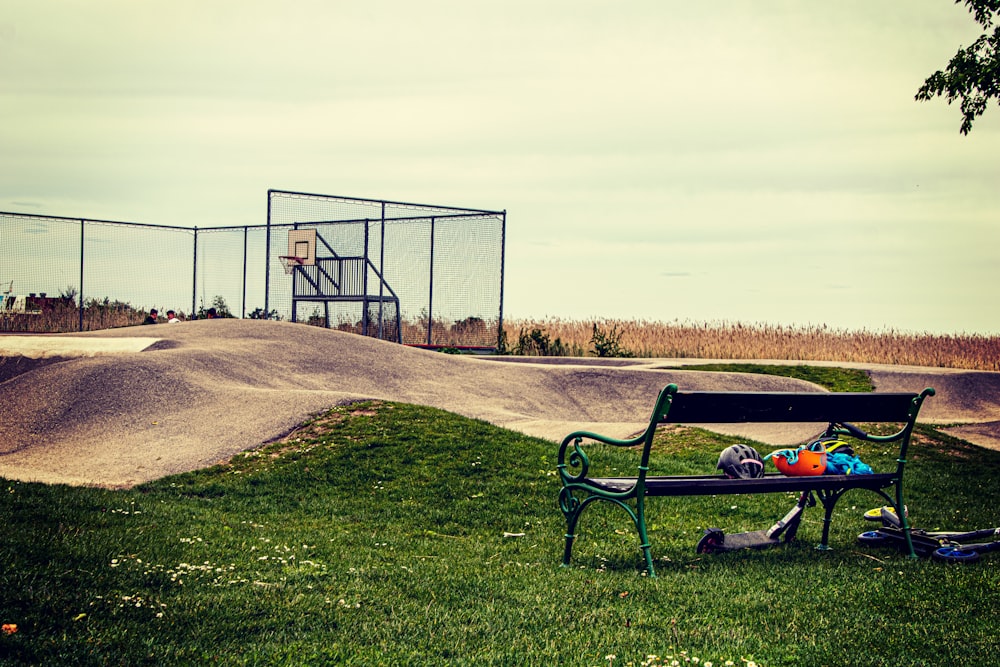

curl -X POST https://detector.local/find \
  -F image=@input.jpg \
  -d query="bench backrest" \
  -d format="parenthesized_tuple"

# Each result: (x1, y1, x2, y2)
(637, 383, 934, 478)
(557, 383, 935, 493)
(654, 388, 922, 425)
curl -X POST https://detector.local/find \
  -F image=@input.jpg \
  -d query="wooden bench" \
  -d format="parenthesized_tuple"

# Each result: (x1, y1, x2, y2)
(557, 383, 935, 577)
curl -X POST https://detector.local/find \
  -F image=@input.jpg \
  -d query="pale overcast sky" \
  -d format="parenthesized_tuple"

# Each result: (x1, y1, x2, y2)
(2, 1, 998, 334)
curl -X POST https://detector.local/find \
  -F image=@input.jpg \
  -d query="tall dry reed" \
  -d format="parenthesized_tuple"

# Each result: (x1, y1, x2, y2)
(503, 318, 1000, 371)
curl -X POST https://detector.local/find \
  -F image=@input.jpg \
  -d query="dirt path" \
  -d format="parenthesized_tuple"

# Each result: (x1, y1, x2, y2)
(2, 321, 997, 488)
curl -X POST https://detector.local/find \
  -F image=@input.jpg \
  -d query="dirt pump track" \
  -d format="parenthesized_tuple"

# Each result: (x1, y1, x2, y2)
(1, 320, 999, 488)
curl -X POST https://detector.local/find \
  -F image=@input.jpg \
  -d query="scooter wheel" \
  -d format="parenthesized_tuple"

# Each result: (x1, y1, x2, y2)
(932, 547, 980, 564)
(863, 507, 892, 522)
(696, 528, 725, 554)
(857, 530, 889, 546)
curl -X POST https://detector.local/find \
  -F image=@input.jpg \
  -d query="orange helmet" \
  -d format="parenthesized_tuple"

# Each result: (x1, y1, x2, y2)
(770, 441, 827, 476)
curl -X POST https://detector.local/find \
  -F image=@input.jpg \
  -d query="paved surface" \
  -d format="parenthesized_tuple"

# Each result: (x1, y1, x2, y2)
(1, 320, 998, 488)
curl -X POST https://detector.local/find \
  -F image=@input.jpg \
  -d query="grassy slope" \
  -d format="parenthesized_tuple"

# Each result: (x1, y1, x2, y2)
(2, 394, 999, 666)
(662, 363, 875, 392)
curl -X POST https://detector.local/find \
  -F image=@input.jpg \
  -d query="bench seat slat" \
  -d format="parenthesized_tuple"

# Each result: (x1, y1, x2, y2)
(660, 391, 917, 424)
(590, 473, 896, 497)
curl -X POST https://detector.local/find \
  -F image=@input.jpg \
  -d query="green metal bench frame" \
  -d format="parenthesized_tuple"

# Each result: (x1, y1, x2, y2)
(557, 383, 935, 577)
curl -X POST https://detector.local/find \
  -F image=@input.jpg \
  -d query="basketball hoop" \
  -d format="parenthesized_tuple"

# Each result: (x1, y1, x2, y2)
(279, 256, 304, 275)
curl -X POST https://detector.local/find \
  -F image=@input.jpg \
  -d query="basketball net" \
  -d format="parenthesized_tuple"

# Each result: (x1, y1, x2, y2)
(279, 256, 304, 275)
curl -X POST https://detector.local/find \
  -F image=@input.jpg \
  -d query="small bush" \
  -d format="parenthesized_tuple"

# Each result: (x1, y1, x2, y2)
(512, 327, 574, 356)
(591, 322, 634, 358)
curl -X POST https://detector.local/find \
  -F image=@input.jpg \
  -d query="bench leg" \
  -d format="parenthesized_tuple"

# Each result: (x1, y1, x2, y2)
(559, 486, 657, 577)
(815, 489, 841, 551)
(559, 487, 582, 568)
(815, 487, 917, 558)
(562, 531, 577, 568)
(635, 497, 657, 578)
(562, 512, 581, 568)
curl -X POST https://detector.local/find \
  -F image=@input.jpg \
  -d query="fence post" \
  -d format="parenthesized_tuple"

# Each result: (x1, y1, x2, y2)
(498, 210, 506, 350)
(192, 227, 198, 317)
(378, 202, 385, 340)
(264, 190, 272, 319)
(78, 219, 85, 332)
(242, 226, 248, 318)
(362, 219, 370, 337)
(427, 216, 435, 346)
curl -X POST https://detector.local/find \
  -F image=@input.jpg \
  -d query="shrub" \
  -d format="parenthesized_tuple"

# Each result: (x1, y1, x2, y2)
(591, 322, 634, 358)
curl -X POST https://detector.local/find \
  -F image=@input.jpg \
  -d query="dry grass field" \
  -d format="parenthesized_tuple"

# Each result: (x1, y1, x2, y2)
(502, 317, 1000, 371)
(6, 304, 998, 372)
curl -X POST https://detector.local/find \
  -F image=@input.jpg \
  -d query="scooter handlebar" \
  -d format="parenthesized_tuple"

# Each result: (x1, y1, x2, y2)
(835, 422, 869, 439)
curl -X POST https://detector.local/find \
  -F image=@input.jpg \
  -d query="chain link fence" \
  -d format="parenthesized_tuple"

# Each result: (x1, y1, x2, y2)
(1, 192, 505, 348)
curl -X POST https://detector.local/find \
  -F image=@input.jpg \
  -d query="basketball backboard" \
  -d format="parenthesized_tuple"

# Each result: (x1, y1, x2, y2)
(287, 229, 316, 266)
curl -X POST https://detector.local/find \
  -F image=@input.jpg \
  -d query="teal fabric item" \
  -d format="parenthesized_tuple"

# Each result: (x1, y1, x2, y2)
(825, 452, 873, 475)
(763, 448, 800, 465)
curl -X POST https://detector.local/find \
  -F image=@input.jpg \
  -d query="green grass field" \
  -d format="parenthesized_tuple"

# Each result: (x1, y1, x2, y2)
(661, 364, 875, 393)
(2, 370, 999, 665)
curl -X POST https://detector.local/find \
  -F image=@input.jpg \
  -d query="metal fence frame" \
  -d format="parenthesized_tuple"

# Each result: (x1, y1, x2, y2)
(1, 191, 506, 348)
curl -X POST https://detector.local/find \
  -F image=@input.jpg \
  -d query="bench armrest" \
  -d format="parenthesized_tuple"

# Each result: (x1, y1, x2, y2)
(557, 429, 645, 485)
(560, 429, 643, 450)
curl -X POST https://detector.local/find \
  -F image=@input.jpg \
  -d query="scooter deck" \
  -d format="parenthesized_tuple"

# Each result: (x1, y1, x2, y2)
(716, 530, 778, 551)
(697, 492, 811, 554)
(697, 527, 789, 553)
